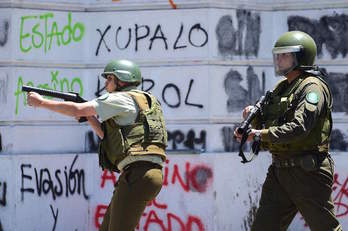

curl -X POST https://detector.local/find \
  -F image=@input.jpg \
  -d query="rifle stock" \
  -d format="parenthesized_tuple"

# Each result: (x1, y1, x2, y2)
(22, 85, 88, 123)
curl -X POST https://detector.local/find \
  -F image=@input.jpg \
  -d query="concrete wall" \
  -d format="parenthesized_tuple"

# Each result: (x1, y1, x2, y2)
(0, 153, 347, 231)
(0, 153, 348, 231)
(0, 0, 348, 230)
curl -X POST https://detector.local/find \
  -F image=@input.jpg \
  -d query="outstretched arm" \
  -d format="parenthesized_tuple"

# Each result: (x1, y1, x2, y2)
(27, 92, 97, 117)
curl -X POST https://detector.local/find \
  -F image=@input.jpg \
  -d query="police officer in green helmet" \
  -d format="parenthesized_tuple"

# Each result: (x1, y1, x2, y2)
(234, 31, 342, 231)
(27, 59, 167, 231)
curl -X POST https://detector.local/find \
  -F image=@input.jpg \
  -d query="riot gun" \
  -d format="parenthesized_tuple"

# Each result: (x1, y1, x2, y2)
(22, 85, 88, 123)
(236, 91, 272, 163)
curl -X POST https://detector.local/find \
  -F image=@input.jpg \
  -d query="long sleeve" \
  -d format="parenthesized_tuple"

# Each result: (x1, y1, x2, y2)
(261, 82, 326, 144)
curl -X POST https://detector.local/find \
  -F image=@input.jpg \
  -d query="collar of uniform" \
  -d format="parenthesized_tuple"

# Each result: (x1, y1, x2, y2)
(119, 86, 138, 92)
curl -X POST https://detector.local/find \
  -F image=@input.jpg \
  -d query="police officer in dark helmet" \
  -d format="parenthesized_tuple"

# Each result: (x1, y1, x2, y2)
(234, 31, 342, 231)
(27, 59, 167, 231)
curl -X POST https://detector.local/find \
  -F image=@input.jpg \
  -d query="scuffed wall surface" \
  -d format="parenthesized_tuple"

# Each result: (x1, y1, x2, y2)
(0, 0, 348, 230)
(0, 153, 347, 231)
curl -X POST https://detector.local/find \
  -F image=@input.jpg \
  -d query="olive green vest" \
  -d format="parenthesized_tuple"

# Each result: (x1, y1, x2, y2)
(98, 90, 167, 172)
(261, 75, 332, 155)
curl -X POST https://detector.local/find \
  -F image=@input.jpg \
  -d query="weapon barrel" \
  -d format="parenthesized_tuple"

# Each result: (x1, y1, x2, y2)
(22, 85, 78, 101)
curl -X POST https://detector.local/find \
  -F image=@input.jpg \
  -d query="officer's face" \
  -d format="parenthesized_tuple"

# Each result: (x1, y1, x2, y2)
(105, 74, 117, 92)
(274, 53, 294, 71)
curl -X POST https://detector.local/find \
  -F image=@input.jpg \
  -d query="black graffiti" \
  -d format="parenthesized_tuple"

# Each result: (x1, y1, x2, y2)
(167, 129, 206, 151)
(94, 76, 204, 111)
(0, 74, 8, 105)
(149, 25, 168, 50)
(20, 155, 89, 201)
(173, 23, 187, 49)
(95, 23, 208, 56)
(330, 129, 348, 151)
(86, 130, 100, 152)
(221, 126, 240, 152)
(216, 10, 261, 57)
(321, 70, 348, 113)
(142, 78, 203, 109)
(116, 26, 131, 50)
(94, 76, 203, 110)
(135, 24, 150, 51)
(50, 204, 58, 231)
(0, 20, 9, 47)
(185, 79, 204, 108)
(288, 13, 348, 59)
(95, 76, 106, 97)
(141, 78, 155, 92)
(0, 182, 6, 207)
(0, 132, 2, 152)
(224, 66, 264, 112)
(221, 126, 252, 152)
(162, 83, 180, 108)
(189, 24, 208, 47)
(95, 25, 111, 56)
(243, 193, 260, 231)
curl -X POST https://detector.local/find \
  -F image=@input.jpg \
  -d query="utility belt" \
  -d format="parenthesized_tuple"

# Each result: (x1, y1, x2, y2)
(118, 154, 164, 172)
(272, 153, 327, 171)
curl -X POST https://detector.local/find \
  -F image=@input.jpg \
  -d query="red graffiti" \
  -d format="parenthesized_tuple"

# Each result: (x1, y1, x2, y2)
(170, 163, 190, 191)
(143, 210, 167, 230)
(301, 173, 348, 228)
(95, 198, 205, 230)
(95, 204, 108, 229)
(163, 160, 213, 193)
(168, 0, 177, 9)
(95, 159, 211, 230)
(333, 173, 348, 217)
(141, 210, 204, 231)
(100, 170, 117, 188)
(99, 159, 213, 194)
(138, 197, 205, 231)
(151, 198, 168, 209)
(189, 165, 213, 193)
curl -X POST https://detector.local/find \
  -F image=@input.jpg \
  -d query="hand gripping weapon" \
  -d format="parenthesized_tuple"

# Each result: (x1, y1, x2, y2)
(236, 91, 272, 163)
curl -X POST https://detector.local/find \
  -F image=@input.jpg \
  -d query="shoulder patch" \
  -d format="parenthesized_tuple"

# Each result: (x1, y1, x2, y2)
(306, 91, 319, 104)
(98, 93, 109, 101)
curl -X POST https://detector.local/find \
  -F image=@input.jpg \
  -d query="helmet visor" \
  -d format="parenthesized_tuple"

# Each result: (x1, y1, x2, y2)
(101, 72, 114, 79)
(272, 45, 302, 76)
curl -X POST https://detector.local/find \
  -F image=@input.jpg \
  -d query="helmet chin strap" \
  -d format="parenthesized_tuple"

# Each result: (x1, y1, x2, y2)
(277, 65, 296, 77)
(114, 80, 134, 91)
(113, 78, 125, 91)
(299, 65, 316, 71)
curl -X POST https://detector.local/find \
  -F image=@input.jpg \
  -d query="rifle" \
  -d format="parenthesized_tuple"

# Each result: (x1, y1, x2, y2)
(22, 85, 88, 123)
(236, 90, 272, 163)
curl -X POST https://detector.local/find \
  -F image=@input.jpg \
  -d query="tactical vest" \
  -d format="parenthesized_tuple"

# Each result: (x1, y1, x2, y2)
(261, 75, 332, 155)
(98, 90, 167, 172)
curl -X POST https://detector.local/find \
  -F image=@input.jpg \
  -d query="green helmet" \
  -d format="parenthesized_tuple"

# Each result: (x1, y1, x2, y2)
(272, 31, 317, 76)
(101, 59, 142, 86)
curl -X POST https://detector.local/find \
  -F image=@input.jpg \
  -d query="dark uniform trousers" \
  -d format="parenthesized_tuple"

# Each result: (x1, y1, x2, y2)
(252, 155, 342, 231)
(100, 161, 163, 231)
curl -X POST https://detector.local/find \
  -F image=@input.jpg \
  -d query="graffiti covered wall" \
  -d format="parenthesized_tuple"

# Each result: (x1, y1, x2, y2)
(0, 153, 347, 231)
(0, 0, 348, 230)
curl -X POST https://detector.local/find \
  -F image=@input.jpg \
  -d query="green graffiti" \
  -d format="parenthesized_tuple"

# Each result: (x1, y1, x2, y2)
(14, 71, 84, 115)
(19, 12, 85, 53)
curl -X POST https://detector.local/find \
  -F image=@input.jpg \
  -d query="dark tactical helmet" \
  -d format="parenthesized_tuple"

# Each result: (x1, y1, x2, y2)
(101, 59, 142, 86)
(272, 31, 317, 76)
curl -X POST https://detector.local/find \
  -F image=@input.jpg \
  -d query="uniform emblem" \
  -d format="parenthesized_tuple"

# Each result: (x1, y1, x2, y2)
(98, 93, 109, 100)
(306, 92, 319, 104)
